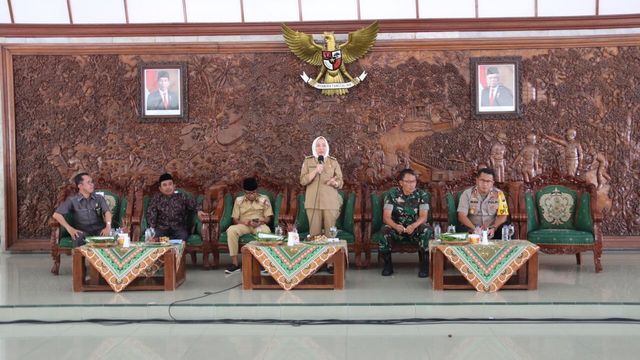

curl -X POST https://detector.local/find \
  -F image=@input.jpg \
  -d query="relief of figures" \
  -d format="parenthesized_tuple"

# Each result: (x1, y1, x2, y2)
(489, 132, 508, 183)
(9, 47, 640, 239)
(514, 133, 541, 183)
(544, 128, 584, 177)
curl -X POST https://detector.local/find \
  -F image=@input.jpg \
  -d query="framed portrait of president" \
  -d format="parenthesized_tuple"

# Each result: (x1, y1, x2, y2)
(139, 62, 188, 122)
(471, 57, 522, 120)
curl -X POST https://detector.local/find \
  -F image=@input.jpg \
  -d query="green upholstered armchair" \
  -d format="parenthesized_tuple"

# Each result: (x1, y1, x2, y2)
(523, 172, 603, 272)
(292, 189, 362, 267)
(50, 184, 133, 275)
(440, 178, 521, 238)
(364, 188, 433, 267)
(132, 187, 210, 268)
(211, 187, 287, 268)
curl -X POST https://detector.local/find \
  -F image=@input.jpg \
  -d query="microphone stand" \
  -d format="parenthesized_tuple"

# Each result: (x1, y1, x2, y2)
(308, 157, 323, 237)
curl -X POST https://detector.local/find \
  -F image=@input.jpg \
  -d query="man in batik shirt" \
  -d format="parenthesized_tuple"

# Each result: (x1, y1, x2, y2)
(380, 169, 433, 277)
(457, 167, 509, 239)
(146, 173, 205, 242)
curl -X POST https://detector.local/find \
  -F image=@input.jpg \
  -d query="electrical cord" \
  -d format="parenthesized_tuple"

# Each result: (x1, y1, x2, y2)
(307, 161, 323, 236)
(1, 317, 640, 326)
(167, 282, 242, 321)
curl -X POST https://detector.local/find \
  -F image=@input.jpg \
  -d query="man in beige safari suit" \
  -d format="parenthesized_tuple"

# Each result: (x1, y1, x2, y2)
(299, 136, 343, 237)
(224, 177, 273, 274)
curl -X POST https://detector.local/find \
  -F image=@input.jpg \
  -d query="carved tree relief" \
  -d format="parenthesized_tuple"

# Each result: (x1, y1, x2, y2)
(10, 46, 640, 239)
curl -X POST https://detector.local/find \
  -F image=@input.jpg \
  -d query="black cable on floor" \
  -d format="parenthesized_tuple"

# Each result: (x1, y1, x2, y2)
(167, 282, 242, 321)
(1, 317, 640, 326)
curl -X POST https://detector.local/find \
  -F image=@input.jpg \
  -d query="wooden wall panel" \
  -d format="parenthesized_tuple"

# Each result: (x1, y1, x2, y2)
(4, 38, 640, 247)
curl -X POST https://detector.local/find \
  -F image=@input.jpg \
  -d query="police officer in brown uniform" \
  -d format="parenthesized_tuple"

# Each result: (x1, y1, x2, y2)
(299, 136, 343, 237)
(457, 168, 509, 239)
(224, 177, 273, 274)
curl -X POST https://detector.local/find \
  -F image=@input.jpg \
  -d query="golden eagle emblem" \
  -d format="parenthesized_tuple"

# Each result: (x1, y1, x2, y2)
(282, 22, 379, 96)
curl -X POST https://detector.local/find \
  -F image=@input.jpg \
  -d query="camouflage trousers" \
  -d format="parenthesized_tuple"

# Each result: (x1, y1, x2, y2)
(379, 223, 433, 252)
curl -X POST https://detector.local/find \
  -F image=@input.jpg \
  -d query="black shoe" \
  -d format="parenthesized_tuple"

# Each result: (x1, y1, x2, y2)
(418, 250, 429, 278)
(381, 252, 394, 276)
(326, 265, 334, 274)
(224, 264, 241, 274)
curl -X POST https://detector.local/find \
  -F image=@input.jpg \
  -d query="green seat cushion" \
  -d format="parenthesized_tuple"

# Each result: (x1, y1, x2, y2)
(371, 231, 384, 245)
(186, 234, 203, 246)
(217, 232, 257, 245)
(446, 191, 463, 227)
(528, 229, 594, 245)
(369, 230, 431, 245)
(370, 192, 384, 233)
(295, 191, 356, 236)
(59, 236, 74, 249)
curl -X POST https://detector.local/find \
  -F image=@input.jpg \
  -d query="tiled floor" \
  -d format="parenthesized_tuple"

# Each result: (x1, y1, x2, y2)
(1, 251, 639, 359)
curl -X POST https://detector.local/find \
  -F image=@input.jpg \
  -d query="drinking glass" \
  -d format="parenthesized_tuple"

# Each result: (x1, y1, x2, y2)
(508, 224, 515, 240)
(501, 226, 510, 241)
(275, 225, 284, 238)
(447, 225, 456, 233)
(329, 226, 338, 239)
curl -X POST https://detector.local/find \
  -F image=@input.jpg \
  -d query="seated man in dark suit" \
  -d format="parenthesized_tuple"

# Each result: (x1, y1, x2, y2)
(146, 173, 205, 241)
(52, 172, 112, 247)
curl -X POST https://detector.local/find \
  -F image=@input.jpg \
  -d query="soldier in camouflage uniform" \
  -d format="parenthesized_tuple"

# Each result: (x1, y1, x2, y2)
(380, 169, 433, 277)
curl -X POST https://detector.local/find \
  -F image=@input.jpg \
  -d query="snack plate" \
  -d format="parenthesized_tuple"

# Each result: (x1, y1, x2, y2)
(256, 241, 283, 246)
(85, 236, 116, 243)
(303, 239, 330, 245)
(87, 242, 117, 248)
(441, 240, 469, 245)
(142, 242, 172, 247)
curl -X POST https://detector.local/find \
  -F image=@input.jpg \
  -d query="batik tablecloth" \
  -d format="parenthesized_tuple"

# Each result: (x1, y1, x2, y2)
(78, 242, 185, 292)
(436, 240, 539, 292)
(244, 240, 346, 290)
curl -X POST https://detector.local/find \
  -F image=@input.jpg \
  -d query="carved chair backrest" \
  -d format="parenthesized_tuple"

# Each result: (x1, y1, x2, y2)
(524, 172, 596, 233)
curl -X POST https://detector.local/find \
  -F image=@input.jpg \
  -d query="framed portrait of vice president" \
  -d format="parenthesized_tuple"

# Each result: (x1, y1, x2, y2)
(139, 63, 188, 122)
(471, 57, 522, 120)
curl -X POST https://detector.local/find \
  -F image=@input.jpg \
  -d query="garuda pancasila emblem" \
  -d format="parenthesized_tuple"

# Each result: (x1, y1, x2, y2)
(282, 22, 379, 96)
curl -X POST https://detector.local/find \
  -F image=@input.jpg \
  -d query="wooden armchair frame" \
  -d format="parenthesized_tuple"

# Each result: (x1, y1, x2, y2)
(131, 179, 213, 269)
(210, 178, 291, 268)
(362, 180, 434, 268)
(50, 179, 135, 275)
(436, 174, 522, 239)
(288, 184, 364, 268)
(521, 171, 603, 273)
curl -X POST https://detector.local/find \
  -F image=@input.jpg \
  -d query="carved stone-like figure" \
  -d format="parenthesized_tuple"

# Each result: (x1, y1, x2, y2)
(545, 128, 583, 176)
(489, 132, 507, 182)
(587, 152, 611, 189)
(514, 133, 541, 182)
(371, 144, 386, 174)
(395, 150, 411, 172)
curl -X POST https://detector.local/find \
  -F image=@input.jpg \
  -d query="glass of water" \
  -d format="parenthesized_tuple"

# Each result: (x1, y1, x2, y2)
(328, 226, 338, 239)
(447, 225, 456, 233)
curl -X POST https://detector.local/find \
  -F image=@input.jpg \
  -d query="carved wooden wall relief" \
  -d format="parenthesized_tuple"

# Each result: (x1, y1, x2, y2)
(9, 45, 640, 240)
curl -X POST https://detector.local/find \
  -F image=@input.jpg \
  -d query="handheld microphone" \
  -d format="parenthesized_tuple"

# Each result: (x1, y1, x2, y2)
(317, 155, 325, 164)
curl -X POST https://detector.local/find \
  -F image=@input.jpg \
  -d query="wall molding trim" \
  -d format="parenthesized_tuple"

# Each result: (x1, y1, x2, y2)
(1, 15, 640, 38)
(3, 34, 640, 56)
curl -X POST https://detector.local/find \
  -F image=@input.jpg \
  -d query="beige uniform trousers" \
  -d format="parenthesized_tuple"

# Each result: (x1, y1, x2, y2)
(306, 209, 340, 237)
(226, 224, 271, 256)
